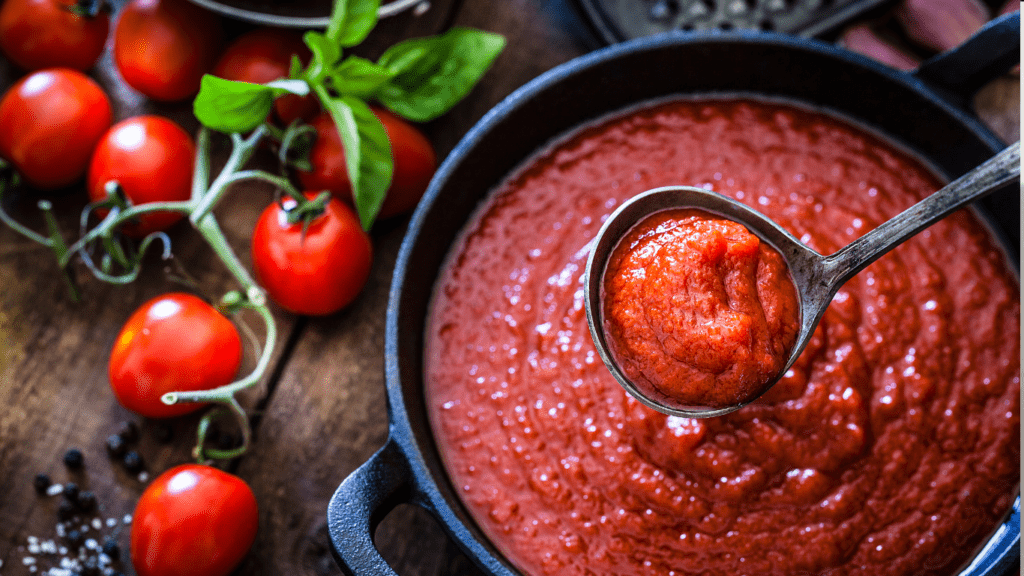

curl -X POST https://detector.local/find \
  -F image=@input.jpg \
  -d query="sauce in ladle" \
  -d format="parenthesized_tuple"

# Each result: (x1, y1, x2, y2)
(588, 141, 1019, 417)
(602, 208, 799, 410)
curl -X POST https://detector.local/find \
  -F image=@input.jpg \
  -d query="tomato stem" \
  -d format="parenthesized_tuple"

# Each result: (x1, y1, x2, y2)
(193, 402, 251, 462)
(162, 297, 276, 405)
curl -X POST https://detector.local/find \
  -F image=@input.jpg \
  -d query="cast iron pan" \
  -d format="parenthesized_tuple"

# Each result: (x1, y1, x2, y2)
(327, 14, 1021, 576)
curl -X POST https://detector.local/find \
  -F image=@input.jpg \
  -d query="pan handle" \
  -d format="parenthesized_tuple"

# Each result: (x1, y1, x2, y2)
(326, 438, 415, 576)
(912, 12, 1019, 107)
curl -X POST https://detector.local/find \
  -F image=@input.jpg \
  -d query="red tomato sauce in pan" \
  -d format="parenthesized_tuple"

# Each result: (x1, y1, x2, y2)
(602, 208, 799, 409)
(424, 99, 1020, 576)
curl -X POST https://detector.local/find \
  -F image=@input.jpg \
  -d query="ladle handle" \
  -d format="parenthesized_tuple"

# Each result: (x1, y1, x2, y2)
(823, 141, 1020, 285)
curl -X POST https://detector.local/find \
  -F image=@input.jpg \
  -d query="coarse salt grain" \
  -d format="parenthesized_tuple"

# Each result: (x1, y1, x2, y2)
(91, 518, 102, 530)
(45, 484, 63, 497)
(138, 472, 149, 483)
(105, 518, 116, 528)
(85, 538, 98, 551)
(122, 514, 132, 524)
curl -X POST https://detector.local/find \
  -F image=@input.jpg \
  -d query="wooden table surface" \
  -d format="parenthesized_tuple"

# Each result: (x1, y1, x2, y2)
(0, 1, 1017, 575)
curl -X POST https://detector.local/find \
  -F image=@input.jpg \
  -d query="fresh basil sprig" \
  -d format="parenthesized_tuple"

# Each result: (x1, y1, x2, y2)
(193, 0, 505, 230)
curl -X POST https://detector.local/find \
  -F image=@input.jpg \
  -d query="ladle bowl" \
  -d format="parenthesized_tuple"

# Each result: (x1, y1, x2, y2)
(585, 140, 1020, 418)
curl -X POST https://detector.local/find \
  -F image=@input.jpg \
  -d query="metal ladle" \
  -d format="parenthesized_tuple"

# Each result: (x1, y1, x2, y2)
(584, 141, 1020, 418)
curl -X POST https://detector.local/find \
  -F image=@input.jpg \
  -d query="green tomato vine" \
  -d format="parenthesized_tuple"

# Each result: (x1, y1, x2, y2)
(0, 0, 504, 463)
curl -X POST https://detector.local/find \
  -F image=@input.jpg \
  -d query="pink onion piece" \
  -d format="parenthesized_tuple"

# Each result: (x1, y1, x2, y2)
(840, 24, 921, 71)
(896, 0, 990, 53)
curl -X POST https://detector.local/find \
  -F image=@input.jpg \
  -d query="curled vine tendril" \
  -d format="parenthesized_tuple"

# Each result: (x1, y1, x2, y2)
(0, 122, 317, 463)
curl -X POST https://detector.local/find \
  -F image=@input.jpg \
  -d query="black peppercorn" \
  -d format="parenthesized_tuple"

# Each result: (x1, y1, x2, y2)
(63, 482, 79, 502)
(57, 499, 76, 520)
(63, 448, 85, 469)
(117, 420, 139, 443)
(76, 490, 97, 512)
(33, 473, 52, 494)
(101, 536, 120, 560)
(122, 451, 144, 473)
(105, 434, 127, 458)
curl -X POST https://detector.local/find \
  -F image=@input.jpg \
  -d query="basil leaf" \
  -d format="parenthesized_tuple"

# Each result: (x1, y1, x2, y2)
(193, 76, 275, 134)
(303, 31, 341, 82)
(327, 0, 381, 48)
(375, 28, 505, 122)
(320, 94, 392, 229)
(330, 56, 397, 99)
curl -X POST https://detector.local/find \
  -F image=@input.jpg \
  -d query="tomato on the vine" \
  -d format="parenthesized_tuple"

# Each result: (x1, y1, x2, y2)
(212, 27, 317, 126)
(251, 194, 372, 316)
(132, 464, 258, 576)
(296, 108, 437, 220)
(109, 293, 242, 418)
(87, 115, 195, 237)
(113, 0, 223, 101)
(0, 68, 112, 190)
(0, 0, 110, 72)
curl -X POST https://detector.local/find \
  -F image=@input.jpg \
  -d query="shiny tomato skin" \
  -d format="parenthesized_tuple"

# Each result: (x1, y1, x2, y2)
(296, 108, 437, 220)
(0, 68, 112, 190)
(251, 194, 372, 316)
(131, 464, 258, 576)
(87, 115, 195, 237)
(211, 27, 317, 126)
(0, 0, 110, 71)
(113, 0, 223, 101)
(109, 293, 242, 418)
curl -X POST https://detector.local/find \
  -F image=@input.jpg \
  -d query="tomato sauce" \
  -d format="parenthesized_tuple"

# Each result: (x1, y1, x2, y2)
(602, 208, 799, 409)
(425, 98, 1020, 576)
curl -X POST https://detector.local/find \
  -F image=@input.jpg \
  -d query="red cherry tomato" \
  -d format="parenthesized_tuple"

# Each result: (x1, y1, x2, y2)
(0, 68, 112, 190)
(109, 293, 242, 418)
(0, 0, 110, 71)
(251, 194, 372, 316)
(113, 0, 223, 101)
(212, 27, 317, 126)
(296, 108, 437, 220)
(87, 115, 195, 237)
(132, 464, 258, 576)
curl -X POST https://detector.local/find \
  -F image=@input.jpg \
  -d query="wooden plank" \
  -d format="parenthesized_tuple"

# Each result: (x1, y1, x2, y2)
(0, 4, 300, 573)
(230, 2, 592, 575)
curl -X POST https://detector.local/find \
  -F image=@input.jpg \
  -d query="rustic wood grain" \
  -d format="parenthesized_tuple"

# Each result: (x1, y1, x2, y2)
(0, 0, 1018, 575)
(230, 3, 591, 575)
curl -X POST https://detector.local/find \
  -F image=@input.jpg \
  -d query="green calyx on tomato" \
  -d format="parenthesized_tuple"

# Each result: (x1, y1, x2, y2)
(194, 0, 505, 230)
(252, 193, 372, 316)
(62, 0, 111, 19)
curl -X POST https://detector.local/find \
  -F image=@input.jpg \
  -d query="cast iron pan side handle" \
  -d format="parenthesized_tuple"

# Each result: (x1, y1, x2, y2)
(913, 12, 1020, 108)
(327, 439, 413, 576)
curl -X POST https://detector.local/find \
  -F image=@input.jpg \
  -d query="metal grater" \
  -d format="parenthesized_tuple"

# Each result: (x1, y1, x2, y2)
(572, 0, 898, 44)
